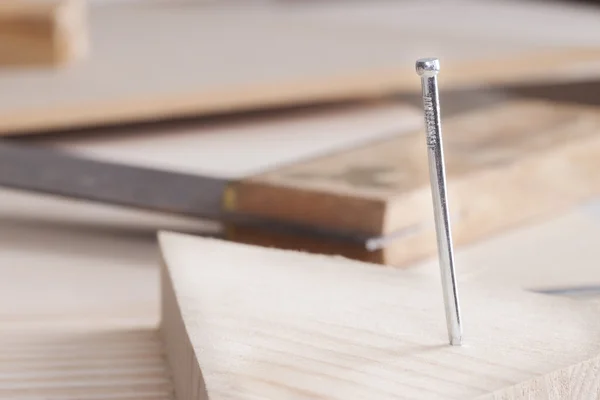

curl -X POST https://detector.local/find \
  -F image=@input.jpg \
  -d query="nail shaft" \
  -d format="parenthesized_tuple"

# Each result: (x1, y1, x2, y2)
(415, 58, 462, 346)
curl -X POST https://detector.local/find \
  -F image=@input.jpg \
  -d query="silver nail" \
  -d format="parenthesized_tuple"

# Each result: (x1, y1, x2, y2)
(416, 57, 462, 346)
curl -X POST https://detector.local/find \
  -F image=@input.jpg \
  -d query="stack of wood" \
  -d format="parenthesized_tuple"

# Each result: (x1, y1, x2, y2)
(1, 0, 600, 398)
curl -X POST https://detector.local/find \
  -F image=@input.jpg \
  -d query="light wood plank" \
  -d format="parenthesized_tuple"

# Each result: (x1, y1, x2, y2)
(0, 328, 173, 400)
(0, 196, 599, 398)
(0, 0, 88, 68)
(0, 1, 599, 135)
(229, 100, 600, 266)
(0, 221, 172, 399)
(158, 231, 600, 400)
(4, 102, 421, 243)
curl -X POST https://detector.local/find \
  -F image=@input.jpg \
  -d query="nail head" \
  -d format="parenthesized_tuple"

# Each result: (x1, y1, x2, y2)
(416, 58, 440, 78)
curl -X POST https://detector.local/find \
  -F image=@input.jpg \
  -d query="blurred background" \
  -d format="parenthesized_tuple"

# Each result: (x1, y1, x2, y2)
(1, 0, 600, 397)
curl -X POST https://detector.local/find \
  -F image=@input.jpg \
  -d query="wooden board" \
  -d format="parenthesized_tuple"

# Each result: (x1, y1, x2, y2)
(228, 100, 600, 266)
(1, 196, 600, 398)
(1, 1, 600, 135)
(2, 86, 600, 399)
(158, 231, 600, 399)
(0, 0, 88, 67)
(5, 102, 421, 243)
(29, 102, 423, 180)
(17, 97, 600, 267)
(0, 219, 172, 399)
(0, 328, 173, 400)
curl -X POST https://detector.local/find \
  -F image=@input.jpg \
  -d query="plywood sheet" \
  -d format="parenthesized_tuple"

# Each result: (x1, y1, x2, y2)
(1, 1, 599, 135)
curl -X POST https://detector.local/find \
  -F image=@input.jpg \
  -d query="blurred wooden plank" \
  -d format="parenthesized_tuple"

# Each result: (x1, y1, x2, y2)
(158, 231, 600, 399)
(228, 100, 600, 266)
(0, 1, 598, 135)
(0, 0, 88, 67)
(10, 98, 600, 267)
(0, 221, 171, 399)
(1, 102, 421, 238)
(1, 185, 600, 398)
(0, 328, 173, 400)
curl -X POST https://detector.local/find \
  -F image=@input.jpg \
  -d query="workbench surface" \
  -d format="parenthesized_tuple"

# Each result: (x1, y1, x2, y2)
(2, 0, 600, 397)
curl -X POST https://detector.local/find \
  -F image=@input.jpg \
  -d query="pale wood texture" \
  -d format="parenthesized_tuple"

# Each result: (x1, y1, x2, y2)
(1, 77, 600, 400)
(0, 200, 600, 397)
(0, 1, 599, 135)
(229, 100, 600, 266)
(0, 221, 172, 399)
(158, 231, 600, 400)
(0, 328, 172, 399)
(34, 102, 422, 180)
(19, 98, 600, 268)
(0, 0, 88, 67)
(412, 208, 600, 293)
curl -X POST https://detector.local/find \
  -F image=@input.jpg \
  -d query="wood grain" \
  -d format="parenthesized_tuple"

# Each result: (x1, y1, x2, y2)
(0, 0, 88, 67)
(0, 197, 599, 398)
(0, 328, 173, 400)
(1, 146, 600, 399)
(0, 1, 599, 135)
(229, 100, 600, 266)
(158, 231, 600, 400)
(0, 220, 172, 400)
